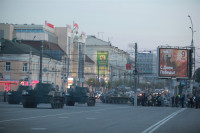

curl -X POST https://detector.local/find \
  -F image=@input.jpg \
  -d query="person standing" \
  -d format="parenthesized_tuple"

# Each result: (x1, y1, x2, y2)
(171, 95, 175, 107)
(181, 94, 185, 108)
(195, 95, 199, 109)
(175, 95, 179, 107)
(4, 91, 7, 102)
(190, 95, 194, 108)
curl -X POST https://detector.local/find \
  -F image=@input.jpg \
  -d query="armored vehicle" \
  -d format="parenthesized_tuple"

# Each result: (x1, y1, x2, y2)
(65, 86, 95, 106)
(100, 89, 130, 104)
(22, 83, 65, 108)
(7, 85, 30, 104)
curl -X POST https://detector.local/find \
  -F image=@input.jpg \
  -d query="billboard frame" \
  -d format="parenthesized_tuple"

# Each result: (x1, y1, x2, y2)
(157, 46, 192, 79)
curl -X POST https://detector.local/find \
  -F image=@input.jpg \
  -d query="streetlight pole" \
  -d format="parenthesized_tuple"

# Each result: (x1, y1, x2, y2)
(188, 15, 196, 94)
(134, 43, 138, 106)
(39, 41, 43, 83)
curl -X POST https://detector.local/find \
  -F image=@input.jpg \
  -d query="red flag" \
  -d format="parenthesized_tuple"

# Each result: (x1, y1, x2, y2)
(45, 20, 54, 29)
(126, 64, 131, 70)
(74, 22, 79, 29)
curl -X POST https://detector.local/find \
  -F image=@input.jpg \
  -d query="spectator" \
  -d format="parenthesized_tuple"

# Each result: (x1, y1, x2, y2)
(180, 94, 185, 108)
(171, 95, 175, 107)
(195, 95, 199, 109)
(175, 95, 179, 107)
(4, 91, 7, 102)
(190, 95, 194, 108)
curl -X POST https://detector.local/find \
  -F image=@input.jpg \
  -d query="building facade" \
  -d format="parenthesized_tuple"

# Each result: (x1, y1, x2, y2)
(137, 51, 157, 84)
(0, 40, 63, 92)
(85, 35, 131, 85)
(14, 22, 58, 44)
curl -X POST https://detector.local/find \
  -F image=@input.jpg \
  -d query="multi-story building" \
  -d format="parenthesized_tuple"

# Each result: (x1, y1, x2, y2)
(0, 23, 15, 40)
(137, 51, 157, 83)
(55, 25, 89, 87)
(14, 22, 58, 44)
(85, 35, 131, 84)
(0, 39, 63, 92)
(0, 22, 94, 90)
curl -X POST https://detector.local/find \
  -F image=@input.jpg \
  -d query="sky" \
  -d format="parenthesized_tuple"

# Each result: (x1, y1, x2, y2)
(0, 0, 200, 53)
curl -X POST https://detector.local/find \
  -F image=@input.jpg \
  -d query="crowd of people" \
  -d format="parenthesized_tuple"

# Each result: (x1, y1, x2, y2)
(171, 94, 200, 109)
(137, 93, 167, 106)
(135, 92, 200, 109)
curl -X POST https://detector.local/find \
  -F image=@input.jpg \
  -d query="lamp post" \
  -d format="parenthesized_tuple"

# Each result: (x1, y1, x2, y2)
(188, 15, 196, 94)
(188, 15, 194, 47)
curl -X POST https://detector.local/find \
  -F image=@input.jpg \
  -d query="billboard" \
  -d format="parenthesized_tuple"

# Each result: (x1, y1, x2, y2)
(158, 48, 190, 78)
(97, 51, 109, 76)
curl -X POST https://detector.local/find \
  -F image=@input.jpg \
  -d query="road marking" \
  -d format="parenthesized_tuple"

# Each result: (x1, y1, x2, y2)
(142, 108, 186, 133)
(86, 117, 96, 120)
(0, 107, 128, 123)
(31, 128, 47, 130)
(95, 111, 101, 113)
(59, 117, 69, 119)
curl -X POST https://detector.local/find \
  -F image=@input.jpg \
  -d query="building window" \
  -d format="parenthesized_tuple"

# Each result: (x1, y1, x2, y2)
(32, 64, 35, 73)
(5, 62, 11, 72)
(23, 63, 28, 72)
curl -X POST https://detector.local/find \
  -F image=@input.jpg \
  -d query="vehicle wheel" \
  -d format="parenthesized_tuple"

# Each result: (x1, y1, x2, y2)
(31, 103, 37, 108)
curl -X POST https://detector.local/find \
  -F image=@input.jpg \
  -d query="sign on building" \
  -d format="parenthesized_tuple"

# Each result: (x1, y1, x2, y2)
(126, 64, 131, 70)
(97, 51, 109, 76)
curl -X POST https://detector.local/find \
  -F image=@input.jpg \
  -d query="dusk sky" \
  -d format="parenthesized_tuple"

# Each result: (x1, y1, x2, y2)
(0, 0, 199, 54)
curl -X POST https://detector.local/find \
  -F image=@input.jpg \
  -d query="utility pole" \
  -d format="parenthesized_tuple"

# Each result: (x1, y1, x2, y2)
(28, 48, 32, 87)
(61, 55, 66, 91)
(39, 41, 43, 83)
(134, 43, 138, 106)
(110, 66, 113, 89)
(98, 62, 100, 90)
(98, 32, 104, 40)
(67, 36, 71, 88)
(47, 59, 51, 84)
(188, 15, 196, 94)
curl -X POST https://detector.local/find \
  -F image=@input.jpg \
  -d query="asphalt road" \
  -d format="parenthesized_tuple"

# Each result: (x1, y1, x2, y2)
(0, 101, 200, 133)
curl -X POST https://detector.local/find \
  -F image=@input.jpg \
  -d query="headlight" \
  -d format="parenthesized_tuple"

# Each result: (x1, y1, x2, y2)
(22, 90, 29, 95)
(7, 92, 12, 95)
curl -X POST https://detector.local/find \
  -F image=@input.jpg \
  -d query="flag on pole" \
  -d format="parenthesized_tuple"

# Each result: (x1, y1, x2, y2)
(45, 20, 54, 29)
(73, 21, 79, 29)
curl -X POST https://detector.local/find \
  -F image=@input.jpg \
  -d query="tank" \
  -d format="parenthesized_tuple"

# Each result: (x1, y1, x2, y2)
(7, 85, 30, 104)
(100, 89, 130, 104)
(22, 83, 65, 109)
(65, 86, 95, 106)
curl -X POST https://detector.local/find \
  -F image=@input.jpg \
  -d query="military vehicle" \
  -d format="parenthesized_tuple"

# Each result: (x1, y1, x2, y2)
(100, 89, 130, 104)
(22, 83, 65, 108)
(7, 85, 30, 104)
(65, 86, 95, 106)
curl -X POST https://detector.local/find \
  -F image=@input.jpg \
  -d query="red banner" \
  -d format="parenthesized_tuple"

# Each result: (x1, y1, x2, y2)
(126, 64, 131, 70)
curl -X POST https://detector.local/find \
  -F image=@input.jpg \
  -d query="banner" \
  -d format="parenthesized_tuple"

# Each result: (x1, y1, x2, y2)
(97, 51, 109, 76)
(158, 48, 188, 78)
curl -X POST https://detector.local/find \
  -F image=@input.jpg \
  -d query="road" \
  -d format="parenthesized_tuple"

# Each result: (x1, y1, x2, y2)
(0, 101, 200, 133)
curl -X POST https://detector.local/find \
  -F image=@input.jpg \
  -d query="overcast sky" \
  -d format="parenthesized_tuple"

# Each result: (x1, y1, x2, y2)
(0, 0, 199, 53)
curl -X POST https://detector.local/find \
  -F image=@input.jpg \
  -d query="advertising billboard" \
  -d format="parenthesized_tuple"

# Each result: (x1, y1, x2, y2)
(158, 48, 189, 78)
(97, 51, 109, 76)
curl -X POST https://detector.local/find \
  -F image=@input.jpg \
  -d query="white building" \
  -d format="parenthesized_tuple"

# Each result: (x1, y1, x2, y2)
(85, 35, 130, 83)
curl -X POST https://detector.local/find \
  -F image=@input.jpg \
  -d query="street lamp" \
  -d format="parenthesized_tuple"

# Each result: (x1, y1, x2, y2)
(188, 15, 196, 94)
(188, 15, 196, 47)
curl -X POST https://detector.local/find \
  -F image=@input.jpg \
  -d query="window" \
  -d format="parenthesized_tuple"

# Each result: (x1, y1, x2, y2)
(23, 63, 28, 72)
(5, 62, 11, 72)
(32, 64, 35, 73)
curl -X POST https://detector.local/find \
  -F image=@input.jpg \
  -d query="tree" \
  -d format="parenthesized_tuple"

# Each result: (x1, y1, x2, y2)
(195, 67, 200, 83)
(100, 80, 106, 88)
(86, 78, 96, 91)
